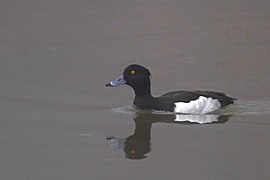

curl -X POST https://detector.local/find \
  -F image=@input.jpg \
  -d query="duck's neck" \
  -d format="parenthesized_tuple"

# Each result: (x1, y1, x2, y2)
(133, 94, 155, 110)
(133, 80, 151, 96)
(134, 88, 151, 96)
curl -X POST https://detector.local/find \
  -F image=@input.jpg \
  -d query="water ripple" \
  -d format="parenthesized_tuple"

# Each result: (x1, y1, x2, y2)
(217, 99, 270, 115)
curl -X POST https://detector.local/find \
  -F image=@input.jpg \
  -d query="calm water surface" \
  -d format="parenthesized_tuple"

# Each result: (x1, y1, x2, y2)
(1, 0, 270, 180)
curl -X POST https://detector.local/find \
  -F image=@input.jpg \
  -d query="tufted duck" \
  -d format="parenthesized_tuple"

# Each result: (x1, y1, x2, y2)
(106, 64, 235, 114)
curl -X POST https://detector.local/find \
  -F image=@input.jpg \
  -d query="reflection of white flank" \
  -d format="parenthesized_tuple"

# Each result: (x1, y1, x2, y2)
(175, 114, 220, 124)
(174, 96, 221, 114)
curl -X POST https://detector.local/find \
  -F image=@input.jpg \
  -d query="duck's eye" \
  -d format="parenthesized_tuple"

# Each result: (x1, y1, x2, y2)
(130, 70, 136, 75)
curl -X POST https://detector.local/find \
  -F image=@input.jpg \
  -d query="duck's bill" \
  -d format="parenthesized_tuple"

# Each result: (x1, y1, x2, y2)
(106, 75, 126, 87)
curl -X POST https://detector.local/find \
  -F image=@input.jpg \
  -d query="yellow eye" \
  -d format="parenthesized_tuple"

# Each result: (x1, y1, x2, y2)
(131, 70, 136, 75)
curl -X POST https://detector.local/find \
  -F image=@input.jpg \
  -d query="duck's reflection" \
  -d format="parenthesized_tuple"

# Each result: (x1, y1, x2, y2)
(107, 112, 230, 160)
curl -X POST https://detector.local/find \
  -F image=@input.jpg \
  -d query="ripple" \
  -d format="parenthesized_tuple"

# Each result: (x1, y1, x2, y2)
(112, 106, 139, 118)
(217, 99, 270, 115)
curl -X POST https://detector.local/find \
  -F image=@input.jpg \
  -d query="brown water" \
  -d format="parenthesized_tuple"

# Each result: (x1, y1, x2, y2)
(1, 0, 270, 179)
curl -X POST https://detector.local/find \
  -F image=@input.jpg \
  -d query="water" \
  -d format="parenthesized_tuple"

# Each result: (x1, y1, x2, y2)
(222, 99, 270, 115)
(1, 0, 270, 179)
(109, 100, 270, 159)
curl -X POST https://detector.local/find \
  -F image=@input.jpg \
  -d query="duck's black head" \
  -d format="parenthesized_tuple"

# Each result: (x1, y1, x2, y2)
(106, 64, 151, 96)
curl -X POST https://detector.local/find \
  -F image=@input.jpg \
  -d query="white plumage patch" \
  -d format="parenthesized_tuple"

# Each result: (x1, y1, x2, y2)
(174, 96, 221, 114)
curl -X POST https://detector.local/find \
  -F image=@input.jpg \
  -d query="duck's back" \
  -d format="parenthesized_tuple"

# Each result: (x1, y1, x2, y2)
(160, 90, 235, 107)
(157, 90, 235, 114)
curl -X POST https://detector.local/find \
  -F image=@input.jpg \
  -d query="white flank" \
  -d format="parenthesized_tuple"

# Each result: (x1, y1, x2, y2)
(174, 96, 221, 114)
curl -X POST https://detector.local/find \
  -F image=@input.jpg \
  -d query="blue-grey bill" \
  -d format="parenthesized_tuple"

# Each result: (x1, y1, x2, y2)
(106, 75, 126, 87)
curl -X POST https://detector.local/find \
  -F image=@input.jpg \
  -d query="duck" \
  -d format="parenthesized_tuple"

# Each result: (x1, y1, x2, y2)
(106, 64, 235, 114)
